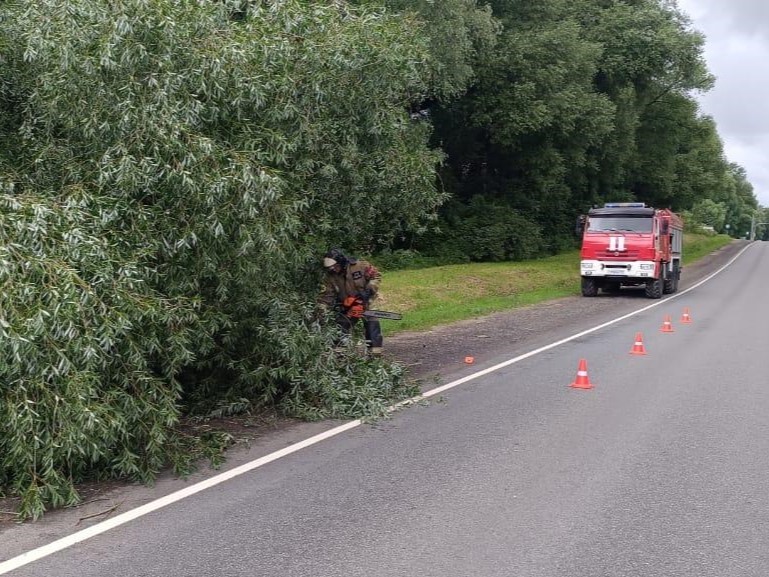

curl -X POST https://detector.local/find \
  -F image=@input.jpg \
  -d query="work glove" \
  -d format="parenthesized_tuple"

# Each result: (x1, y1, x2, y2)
(355, 289, 373, 303)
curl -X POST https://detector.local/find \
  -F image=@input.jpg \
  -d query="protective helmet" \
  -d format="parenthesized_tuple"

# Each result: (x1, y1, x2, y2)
(323, 248, 347, 269)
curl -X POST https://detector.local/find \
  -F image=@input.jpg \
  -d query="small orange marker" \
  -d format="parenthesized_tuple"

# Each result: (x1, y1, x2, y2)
(569, 358, 594, 390)
(629, 332, 648, 356)
(660, 315, 675, 333)
(464, 356, 475, 364)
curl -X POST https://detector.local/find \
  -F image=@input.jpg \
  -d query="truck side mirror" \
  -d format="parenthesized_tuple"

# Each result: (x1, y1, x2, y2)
(575, 215, 586, 237)
(660, 220, 669, 234)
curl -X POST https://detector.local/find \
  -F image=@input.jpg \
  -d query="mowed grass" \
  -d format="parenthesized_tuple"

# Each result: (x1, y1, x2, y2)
(376, 233, 734, 335)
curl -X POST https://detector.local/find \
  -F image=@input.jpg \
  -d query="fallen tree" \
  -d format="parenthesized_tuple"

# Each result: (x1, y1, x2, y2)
(0, 0, 442, 518)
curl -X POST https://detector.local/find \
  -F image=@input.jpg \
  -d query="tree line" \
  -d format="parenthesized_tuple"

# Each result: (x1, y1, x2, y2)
(0, 0, 759, 517)
(372, 0, 758, 262)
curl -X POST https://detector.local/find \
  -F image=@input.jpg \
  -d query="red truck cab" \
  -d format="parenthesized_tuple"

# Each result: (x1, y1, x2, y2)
(578, 203, 683, 298)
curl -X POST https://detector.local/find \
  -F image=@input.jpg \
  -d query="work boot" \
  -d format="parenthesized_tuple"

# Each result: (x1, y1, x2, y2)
(369, 347, 383, 357)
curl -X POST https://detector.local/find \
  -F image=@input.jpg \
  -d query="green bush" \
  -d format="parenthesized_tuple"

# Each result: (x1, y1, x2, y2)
(419, 196, 546, 262)
(0, 191, 195, 519)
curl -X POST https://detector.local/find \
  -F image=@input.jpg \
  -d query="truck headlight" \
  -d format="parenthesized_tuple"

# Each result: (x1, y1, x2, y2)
(581, 263, 593, 269)
(639, 264, 653, 270)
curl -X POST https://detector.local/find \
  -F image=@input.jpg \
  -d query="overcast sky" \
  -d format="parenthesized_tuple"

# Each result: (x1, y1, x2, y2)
(676, 0, 769, 207)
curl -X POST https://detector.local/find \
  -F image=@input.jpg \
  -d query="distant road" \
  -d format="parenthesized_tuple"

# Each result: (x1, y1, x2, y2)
(4, 241, 769, 577)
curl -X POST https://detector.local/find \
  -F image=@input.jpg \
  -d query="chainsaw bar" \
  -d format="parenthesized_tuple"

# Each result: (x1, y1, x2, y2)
(363, 310, 403, 320)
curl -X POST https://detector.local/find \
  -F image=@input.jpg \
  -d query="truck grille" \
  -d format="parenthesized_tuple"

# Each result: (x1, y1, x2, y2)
(597, 250, 641, 259)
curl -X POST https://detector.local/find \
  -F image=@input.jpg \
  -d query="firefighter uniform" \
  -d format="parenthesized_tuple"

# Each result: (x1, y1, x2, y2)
(320, 251, 383, 354)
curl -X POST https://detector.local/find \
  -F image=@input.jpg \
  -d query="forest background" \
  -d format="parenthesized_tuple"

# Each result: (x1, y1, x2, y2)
(1, 0, 767, 518)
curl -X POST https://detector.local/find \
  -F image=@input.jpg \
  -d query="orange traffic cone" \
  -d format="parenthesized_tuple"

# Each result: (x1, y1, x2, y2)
(680, 307, 692, 324)
(629, 332, 647, 356)
(660, 315, 675, 333)
(569, 359, 594, 389)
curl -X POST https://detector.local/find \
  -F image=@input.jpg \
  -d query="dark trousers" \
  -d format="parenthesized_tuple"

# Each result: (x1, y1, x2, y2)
(336, 313, 383, 348)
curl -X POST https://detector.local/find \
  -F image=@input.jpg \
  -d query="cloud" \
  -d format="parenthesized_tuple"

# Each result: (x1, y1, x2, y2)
(690, 0, 769, 41)
(677, 0, 769, 206)
(699, 37, 769, 139)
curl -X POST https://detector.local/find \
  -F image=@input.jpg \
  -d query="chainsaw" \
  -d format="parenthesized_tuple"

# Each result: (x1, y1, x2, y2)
(362, 309, 402, 320)
(341, 296, 402, 320)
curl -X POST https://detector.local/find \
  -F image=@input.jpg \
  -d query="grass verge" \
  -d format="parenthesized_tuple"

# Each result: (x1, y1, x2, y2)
(377, 234, 734, 335)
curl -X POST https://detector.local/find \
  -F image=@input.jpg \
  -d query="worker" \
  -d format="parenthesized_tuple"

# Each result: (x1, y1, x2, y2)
(319, 248, 383, 356)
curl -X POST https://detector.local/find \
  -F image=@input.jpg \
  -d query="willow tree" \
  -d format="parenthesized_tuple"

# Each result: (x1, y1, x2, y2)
(351, 0, 501, 100)
(0, 0, 443, 517)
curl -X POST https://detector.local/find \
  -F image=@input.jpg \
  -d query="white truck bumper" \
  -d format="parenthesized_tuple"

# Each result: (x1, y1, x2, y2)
(580, 260, 657, 279)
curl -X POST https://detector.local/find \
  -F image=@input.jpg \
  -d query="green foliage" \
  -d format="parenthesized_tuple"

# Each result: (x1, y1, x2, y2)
(0, 0, 762, 520)
(280, 349, 418, 421)
(0, 190, 196, 519)
(355, 0, 501, 100)
(688, 198, 727, 230)
(165, 428, 235, 479)
(427, 0, 617, 246)
(0, 0, 442, 518)
(758, 207, 769, 241)
(425, 0, 738, 250)
(419, 197, 546, 262)
(587, 0, 714, 99)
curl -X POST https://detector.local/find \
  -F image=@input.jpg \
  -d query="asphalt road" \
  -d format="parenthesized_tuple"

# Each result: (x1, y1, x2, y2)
(3, 241, 769, 576)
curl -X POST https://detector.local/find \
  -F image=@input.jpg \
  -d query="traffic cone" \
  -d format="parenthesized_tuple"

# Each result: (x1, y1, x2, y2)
(629, 332, 647, 356)
(569, 359, 594, 390)
(680, 307, 692, 324)
(660, 315, 675, 333)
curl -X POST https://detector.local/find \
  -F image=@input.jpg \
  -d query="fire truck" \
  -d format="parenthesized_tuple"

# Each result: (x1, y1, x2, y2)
(577, 203, 684, 299)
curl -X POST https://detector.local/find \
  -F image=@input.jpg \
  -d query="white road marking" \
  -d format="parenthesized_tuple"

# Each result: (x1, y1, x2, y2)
(0, 243, 753, 575)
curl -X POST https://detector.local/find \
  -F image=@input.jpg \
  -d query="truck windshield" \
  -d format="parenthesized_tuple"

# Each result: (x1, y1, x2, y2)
(587, 216, 652, 233)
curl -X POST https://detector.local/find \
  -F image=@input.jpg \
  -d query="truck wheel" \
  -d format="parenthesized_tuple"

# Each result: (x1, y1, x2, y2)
(581, 277, 598, 297)
(645, 277, 663, 299)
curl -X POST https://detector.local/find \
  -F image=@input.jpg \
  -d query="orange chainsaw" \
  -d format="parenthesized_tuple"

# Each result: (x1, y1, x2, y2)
(341, 296, 402, 320)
